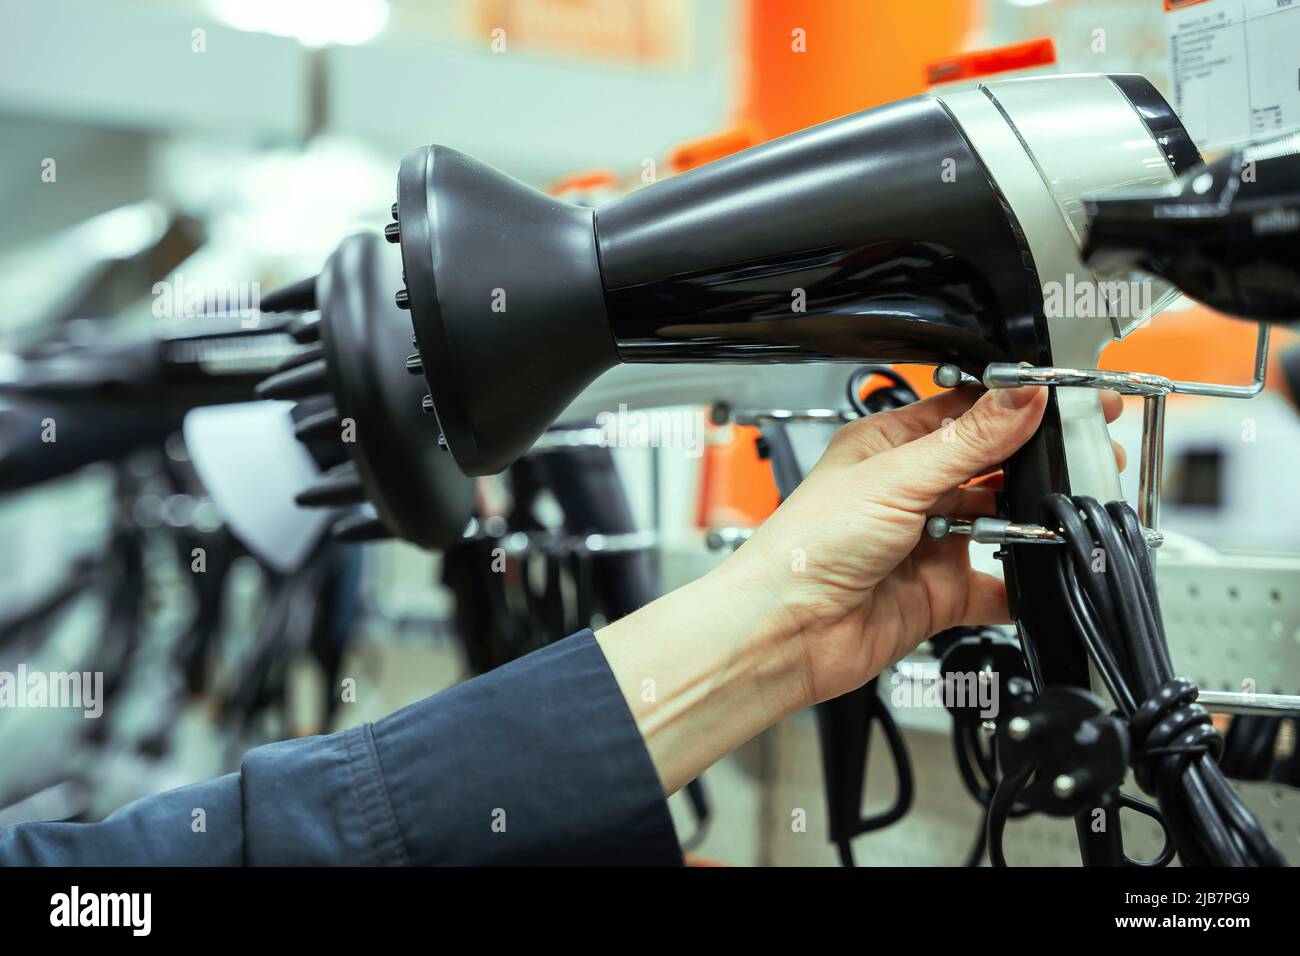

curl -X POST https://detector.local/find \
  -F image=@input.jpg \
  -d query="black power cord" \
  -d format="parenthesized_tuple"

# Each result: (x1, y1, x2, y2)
(953, 716, 1038, 866)
(846, 365, 917, 418)
(936, 629, 1035, 865)
(1036, 494, 1286, 867)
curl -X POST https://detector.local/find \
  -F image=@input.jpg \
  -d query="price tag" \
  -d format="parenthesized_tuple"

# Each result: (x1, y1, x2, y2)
(1166, 0, 1300, 149)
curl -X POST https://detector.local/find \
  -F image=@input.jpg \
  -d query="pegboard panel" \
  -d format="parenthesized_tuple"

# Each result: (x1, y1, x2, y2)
(1158, 551, 1300, 696)
(1238, 782, 1300, 858)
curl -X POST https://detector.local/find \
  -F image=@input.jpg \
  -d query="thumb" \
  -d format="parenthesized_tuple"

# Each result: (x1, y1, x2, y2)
(866, 386, 1048, 510)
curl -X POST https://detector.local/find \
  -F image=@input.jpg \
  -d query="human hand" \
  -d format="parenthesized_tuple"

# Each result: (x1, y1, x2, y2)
(599, 383, 1125, 794)
(726, 384, 1125, 707)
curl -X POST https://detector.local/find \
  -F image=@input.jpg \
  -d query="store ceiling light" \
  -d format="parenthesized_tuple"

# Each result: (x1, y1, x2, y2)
(209, 0, 389, 48)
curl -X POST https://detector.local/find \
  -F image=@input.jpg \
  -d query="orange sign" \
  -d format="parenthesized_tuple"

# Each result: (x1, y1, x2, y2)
(471, 0, 690, 66)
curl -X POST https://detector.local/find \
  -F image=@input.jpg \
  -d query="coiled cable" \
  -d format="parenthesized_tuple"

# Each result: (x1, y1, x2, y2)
(1039, 494, 1285, 867)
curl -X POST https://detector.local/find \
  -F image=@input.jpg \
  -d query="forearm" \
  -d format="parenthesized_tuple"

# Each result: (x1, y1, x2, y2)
(3, 632, 681, 866)
(596, 556, 809, 796)
(0, 774, 244, 865)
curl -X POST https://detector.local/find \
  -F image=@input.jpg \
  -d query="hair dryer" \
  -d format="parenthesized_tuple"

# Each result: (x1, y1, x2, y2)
(389, 74, 1195, 696)
(254, 231, 476, 550)
(1084, 132, 1300, 321)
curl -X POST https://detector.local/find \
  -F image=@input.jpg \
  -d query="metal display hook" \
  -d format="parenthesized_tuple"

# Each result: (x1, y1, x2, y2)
(725, 407, 854, 427)
(928, 323, 1271, 546)
(461, 518, 660, 558)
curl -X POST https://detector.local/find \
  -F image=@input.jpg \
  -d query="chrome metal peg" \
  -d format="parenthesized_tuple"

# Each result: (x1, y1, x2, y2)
(932, 364, 981, 389)
(726, 407, 853, 427)
(1195, 690, 1300, 718)
(925, 515, 1067, 546)
(925, 514, 1164, 549)
(980, 324, 1269, 533)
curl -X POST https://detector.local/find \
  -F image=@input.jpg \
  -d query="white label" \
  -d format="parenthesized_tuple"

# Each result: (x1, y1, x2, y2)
(1166, 0, 1300, 150)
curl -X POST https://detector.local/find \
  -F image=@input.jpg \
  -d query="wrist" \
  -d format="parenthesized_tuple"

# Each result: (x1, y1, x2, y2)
(595, 550, 809, 796)
(706, 549, 811, 710)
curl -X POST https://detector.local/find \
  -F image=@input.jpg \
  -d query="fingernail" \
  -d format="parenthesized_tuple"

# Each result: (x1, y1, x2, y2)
(994, 386, 1038, 411)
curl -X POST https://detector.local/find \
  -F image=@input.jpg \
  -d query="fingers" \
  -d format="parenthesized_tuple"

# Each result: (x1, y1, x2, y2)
(930, 484, 998, 519)
(821, 386, 982, 466)
(822, 379, 1126, 516)
(867, 386, 1048, 511)
(826, 386, 1123, 470)
(957, 571, 1011, 626)
(1100, 389, 1124, 424)
(967, 437, 1127, 491)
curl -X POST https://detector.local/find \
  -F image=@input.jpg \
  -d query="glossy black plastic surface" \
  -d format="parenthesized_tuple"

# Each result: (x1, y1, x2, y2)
(1106, 74, 1201, 178)
(1085, 138, 1300, 321)
(596, 95, 1045, 373)
(396, 146, 618, 476)
(318, 232, 476, 549)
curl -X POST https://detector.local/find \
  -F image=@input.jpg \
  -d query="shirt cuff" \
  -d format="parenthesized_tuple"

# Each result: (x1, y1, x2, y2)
(370, 629, 683, 865)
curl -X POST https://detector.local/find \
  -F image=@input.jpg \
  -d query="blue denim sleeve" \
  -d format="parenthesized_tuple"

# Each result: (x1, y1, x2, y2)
(0, 630, 681, 866)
